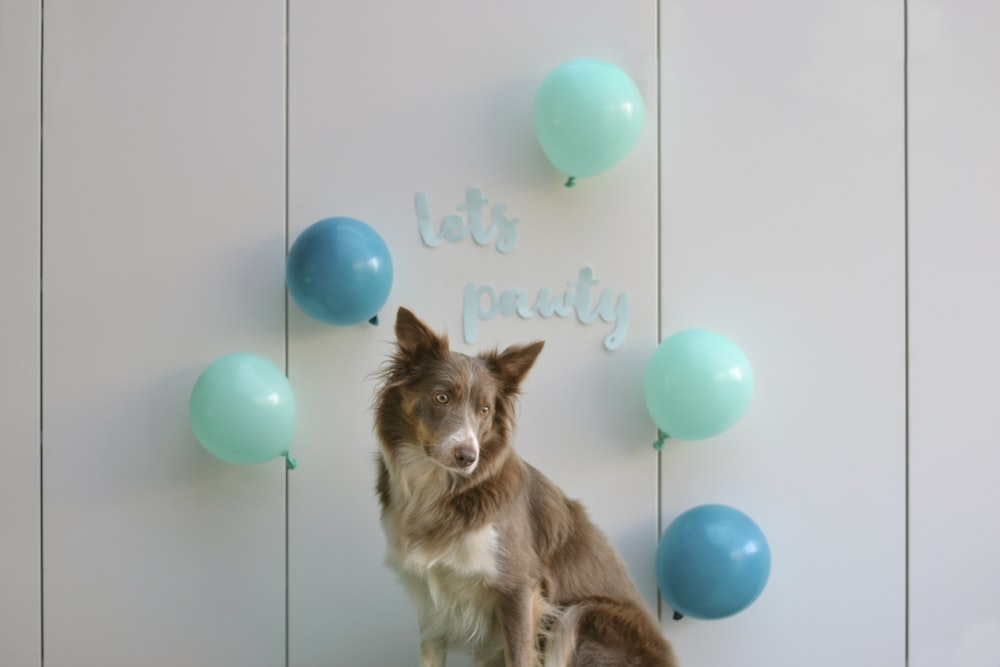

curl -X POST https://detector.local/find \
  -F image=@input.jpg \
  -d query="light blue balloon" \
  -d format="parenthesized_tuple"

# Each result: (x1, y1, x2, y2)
(644, 330, 753, 441)
(657, 504, 771, 620)
(534, 58, 645, 184)
(189, 353, 297, 468)
(286, 217, 393, 326)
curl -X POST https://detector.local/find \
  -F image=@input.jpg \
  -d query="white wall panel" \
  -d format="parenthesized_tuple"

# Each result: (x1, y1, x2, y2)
(659, 1, 906, 665)
(287, 1, 661, 664)
(909, 2, 1000, 665)
(0, 0, 41, 664)
(42, 2, 287, 665)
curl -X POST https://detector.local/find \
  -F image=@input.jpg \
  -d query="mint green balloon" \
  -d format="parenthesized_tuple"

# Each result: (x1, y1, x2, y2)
(644, 330, 754, 441)
(534, 58, 645, 184)
(189, 353, 297, 468)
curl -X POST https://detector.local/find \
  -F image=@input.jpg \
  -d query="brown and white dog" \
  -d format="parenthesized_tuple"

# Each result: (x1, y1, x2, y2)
(374, 307, 677, 667)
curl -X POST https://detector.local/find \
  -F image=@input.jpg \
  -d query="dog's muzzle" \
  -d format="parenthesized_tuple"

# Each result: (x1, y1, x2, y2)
(453, 446, 478, 469)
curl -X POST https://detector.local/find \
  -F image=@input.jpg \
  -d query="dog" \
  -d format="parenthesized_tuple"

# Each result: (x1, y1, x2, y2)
(373, 307, 678, 667)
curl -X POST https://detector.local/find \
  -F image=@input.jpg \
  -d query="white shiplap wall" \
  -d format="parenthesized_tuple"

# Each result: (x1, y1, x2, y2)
(0, 1, 41, 665)
(909, 1, 1000, 665)
(659, 2, 906, 664)
(40, 2, 287, 665)
(0, 1, 997, 665)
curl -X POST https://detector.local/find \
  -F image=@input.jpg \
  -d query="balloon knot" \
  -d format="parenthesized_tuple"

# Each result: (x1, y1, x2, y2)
(368, 314, 379, 326)
(672, 611, 684, 621)
(653, 432, 669, 451)
(285, 454, 298, 470)
(564, 176, 576, 188)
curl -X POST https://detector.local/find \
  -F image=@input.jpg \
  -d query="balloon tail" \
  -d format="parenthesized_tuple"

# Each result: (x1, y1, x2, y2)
(564, 176, 576, 188)
(672, 611, 684, 621)
(653, 432, 669, 451)
(368, 314, 379, 326)
(285, 453, 298, 470)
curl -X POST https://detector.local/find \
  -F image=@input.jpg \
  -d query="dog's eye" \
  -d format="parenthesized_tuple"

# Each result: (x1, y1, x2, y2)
(434, 392, 449, 404)
(480, 404, 490, 416)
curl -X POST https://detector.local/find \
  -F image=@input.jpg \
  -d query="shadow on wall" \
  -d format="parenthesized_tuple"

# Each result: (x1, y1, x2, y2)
(482, 74, 564, 191)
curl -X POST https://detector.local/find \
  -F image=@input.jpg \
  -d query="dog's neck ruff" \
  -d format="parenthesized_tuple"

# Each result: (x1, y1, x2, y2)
(383, 443, 446, 505)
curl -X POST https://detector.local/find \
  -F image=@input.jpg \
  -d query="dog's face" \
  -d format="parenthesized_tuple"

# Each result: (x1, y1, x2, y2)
(376, 307, 543, 477)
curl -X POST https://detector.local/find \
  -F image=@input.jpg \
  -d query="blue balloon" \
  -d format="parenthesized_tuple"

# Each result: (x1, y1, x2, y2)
(656, 504, 771, 620)
(286, 217, 393, 326)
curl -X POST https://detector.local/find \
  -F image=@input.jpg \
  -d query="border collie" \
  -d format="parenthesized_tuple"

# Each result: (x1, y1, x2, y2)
(374, 307, 677, 667)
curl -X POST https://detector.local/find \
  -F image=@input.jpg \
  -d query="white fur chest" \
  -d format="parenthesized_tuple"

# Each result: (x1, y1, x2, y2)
(400, 523, 501, 579)
(383, 519, 504, 652)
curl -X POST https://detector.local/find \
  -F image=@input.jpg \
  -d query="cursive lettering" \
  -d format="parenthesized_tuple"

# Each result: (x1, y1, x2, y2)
(463, 267, 629, 351)
(416, 187, 519, 253)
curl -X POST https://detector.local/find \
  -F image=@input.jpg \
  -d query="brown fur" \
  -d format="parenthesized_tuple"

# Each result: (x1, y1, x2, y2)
(374, 307, 677, 667)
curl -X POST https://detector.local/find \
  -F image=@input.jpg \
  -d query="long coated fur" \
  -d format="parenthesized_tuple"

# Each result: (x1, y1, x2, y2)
(374, 307, 677, 667)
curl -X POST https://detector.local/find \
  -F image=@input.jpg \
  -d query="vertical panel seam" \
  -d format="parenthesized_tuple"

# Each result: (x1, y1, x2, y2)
(903, 0, 910, 664)
(38, 0, 46, 663)
(655, 0, 664, 623)
(284, 1, 292, 665)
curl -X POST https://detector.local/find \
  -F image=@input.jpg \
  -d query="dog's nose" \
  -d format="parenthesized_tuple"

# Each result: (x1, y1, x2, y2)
(454, 446, 478, 468)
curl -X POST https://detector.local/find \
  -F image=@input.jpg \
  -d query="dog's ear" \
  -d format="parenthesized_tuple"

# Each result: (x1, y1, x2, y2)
(487, 341, 545, 392)
(394, 307, 448, 360)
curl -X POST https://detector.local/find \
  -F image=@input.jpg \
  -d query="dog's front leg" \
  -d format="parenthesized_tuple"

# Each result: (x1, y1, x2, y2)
(420, 637, 447, 667)
(498, 587, 539, 667)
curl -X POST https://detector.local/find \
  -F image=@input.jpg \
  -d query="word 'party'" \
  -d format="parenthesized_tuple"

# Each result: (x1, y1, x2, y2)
(463, 267, 629, 351)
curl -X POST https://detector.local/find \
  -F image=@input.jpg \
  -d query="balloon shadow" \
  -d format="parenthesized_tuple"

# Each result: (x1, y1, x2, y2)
(481, 75, 565, 191)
